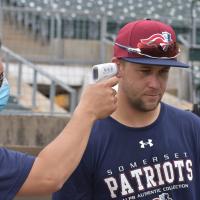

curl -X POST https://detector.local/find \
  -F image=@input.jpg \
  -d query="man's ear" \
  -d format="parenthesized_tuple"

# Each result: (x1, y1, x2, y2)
(112, 57, 123, 78)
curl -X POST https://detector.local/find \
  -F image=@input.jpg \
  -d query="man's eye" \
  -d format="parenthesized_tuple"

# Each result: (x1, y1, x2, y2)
(160, 70, 169, 74)
(141, 70, 151, 74)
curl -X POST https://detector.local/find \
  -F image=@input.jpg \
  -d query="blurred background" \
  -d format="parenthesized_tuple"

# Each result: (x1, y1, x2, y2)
(0, 0, 200, 199)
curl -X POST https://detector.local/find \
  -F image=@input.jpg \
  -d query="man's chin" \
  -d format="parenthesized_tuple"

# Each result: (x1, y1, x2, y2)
(129, 97, 161, 112)
(139, 101, 160, 112)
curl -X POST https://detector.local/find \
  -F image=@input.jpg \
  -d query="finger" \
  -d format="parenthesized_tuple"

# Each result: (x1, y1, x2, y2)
(103, 76, 119, 87)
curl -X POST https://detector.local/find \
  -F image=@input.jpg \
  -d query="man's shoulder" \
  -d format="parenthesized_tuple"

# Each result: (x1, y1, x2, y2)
(92, 117, 114, 130)
(89, 117, 117, 143)
(163, 102, 200, 123)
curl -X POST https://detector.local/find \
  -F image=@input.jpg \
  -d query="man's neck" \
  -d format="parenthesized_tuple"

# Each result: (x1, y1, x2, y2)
(111, 97, 161, 128)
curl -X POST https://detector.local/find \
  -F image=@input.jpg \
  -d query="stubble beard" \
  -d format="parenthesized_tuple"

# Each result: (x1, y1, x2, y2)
(128, 95, 162, 112)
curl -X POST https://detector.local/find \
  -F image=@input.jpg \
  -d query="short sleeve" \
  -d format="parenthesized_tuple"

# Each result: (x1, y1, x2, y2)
(0, 147, 35, 200)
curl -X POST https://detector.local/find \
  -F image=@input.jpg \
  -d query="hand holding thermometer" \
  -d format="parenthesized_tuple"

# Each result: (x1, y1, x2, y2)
(92, 63, 118, 82)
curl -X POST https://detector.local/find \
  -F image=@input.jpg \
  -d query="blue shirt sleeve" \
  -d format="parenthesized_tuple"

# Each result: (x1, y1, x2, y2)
(0, 147, 35, 200)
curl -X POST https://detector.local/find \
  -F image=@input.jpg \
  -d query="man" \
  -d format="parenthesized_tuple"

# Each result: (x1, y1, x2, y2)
(53, 19, 200, 200)
(0, 59, 118, 199)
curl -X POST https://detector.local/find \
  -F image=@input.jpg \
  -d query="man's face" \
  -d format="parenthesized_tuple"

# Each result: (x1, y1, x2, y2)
(118, 61, 170, 112)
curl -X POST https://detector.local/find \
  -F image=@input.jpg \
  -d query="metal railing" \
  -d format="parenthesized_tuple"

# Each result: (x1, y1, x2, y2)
(1, 45, 77, 113)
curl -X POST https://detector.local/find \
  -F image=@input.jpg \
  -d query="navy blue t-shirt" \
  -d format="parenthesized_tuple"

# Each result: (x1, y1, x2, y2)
(53, 103, 200, 199)
(0, 147, 35, 200)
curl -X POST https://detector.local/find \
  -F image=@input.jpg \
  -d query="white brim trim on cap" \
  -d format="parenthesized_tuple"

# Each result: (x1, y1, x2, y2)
(122, 57, 190, 68)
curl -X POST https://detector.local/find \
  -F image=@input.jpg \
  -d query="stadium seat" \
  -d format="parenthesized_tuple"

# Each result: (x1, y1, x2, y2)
(2, 0, 200, 41)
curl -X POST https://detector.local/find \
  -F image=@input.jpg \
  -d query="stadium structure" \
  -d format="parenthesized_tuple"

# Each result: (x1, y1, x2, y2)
(0, 1, 200, 199)
(0, 0, 199, 113)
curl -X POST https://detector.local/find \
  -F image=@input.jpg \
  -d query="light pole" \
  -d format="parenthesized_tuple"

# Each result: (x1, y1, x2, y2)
(191, 0, 199, 47)
(0, 0, 3, 40)
(190, 0, 200, 103)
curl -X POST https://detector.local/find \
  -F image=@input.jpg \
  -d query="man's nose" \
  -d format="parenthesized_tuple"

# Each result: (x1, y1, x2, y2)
(147, 74, 160, 89)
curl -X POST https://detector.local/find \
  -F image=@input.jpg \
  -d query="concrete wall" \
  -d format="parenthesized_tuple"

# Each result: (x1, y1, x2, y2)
(166, 45, 191, 100)
(52, 38, 113, 63)
(3, 19, 113, 64)
(0, 114, 70, 146)
(0, 113, 71, 200)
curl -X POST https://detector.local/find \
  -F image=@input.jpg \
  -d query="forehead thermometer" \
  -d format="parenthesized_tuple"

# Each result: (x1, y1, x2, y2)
(92, 63, 118, 82)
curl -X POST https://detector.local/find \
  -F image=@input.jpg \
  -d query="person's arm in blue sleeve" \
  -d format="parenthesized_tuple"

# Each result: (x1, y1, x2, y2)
(0, 148, 35, 200)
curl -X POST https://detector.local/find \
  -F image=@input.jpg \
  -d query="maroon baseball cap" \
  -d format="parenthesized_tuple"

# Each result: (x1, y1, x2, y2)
(114, 19, 189, 68)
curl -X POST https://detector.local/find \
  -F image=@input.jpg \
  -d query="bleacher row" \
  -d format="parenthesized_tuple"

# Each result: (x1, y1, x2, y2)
(4, 0, 200, 22)
(2, 0, 200, 42)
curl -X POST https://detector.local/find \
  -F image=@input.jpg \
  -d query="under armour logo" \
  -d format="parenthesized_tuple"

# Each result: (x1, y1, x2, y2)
(153, 193, 173, 200)
(139, 139, 153, 148)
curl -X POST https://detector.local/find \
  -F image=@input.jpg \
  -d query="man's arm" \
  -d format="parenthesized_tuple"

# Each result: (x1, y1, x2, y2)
(17, 76, 118, 195)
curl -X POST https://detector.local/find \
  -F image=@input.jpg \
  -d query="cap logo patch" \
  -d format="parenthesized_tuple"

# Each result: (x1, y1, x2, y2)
(138, 32, 172, 52)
